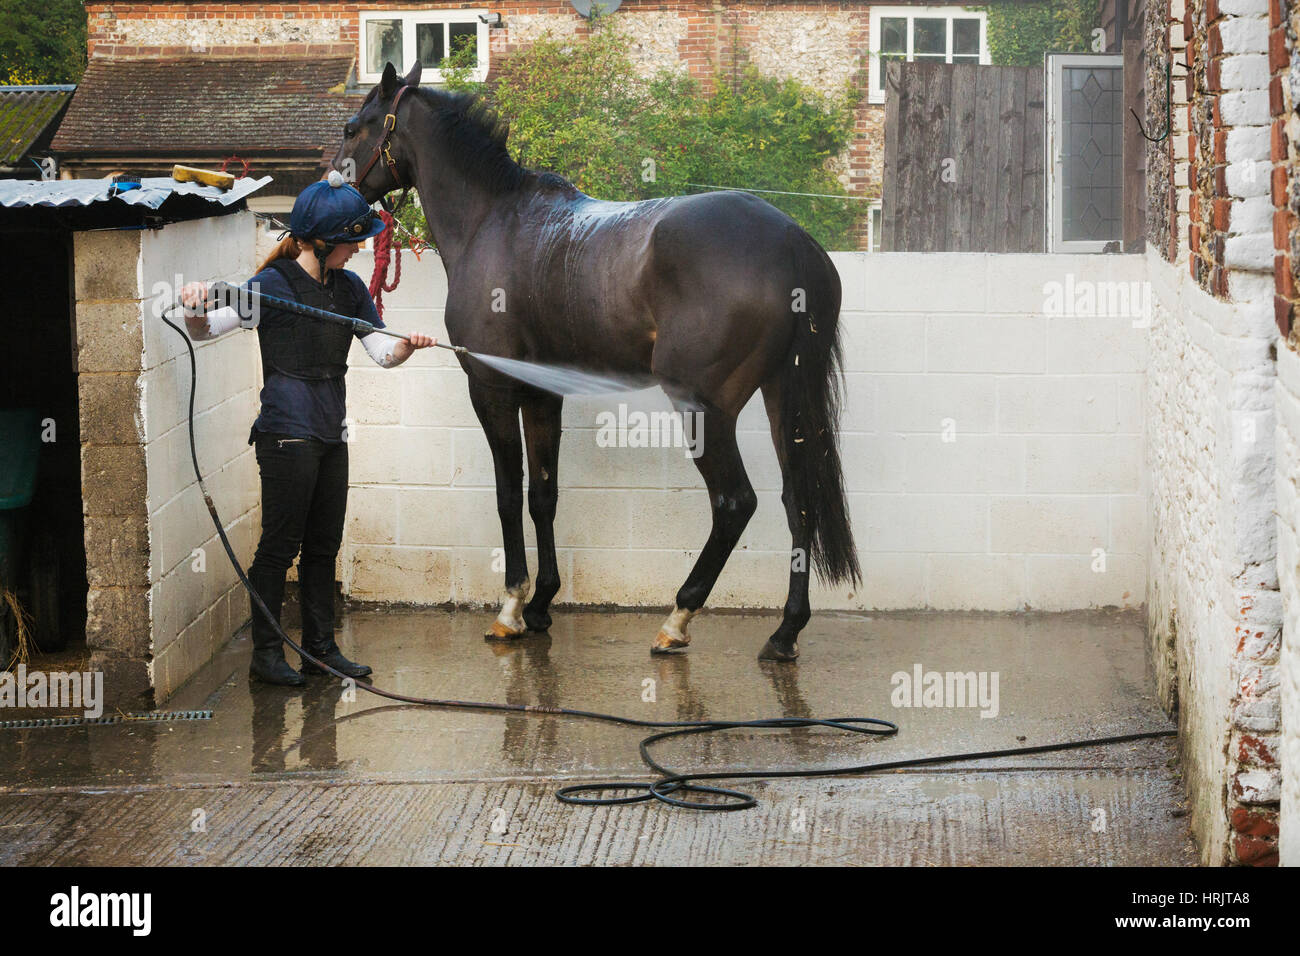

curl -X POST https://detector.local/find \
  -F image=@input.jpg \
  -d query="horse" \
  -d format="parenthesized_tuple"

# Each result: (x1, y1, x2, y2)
(331, 62, 860, 661)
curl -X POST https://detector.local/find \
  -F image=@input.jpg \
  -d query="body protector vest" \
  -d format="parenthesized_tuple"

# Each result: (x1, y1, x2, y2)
(255, 260, 359, 381)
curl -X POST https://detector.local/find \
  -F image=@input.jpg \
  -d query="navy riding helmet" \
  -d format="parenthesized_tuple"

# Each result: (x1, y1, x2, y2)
(289, 173, 387, 244)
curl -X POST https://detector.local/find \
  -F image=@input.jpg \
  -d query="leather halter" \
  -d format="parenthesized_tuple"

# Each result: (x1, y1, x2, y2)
(355, 83, 413, 191)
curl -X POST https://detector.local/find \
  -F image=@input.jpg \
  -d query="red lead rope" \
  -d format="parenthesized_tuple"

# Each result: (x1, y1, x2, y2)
(368, 209, 402, 321)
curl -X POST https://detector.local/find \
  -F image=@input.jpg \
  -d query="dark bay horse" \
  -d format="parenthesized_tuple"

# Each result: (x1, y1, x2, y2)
(332, 62, 859, 661)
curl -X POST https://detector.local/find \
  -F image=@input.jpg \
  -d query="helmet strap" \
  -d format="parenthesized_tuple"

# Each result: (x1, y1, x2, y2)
(313, 241, 335, 285)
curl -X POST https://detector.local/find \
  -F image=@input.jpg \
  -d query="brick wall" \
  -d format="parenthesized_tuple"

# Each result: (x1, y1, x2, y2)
(83, 1, 880, 247)
(1146, 0, 1286, 866)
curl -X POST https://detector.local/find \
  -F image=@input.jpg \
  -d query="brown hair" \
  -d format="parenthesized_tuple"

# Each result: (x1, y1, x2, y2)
(257, 235, 335, 274)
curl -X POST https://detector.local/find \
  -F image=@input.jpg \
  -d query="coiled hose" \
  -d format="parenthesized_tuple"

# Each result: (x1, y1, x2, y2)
(161, 305, 1176, 812)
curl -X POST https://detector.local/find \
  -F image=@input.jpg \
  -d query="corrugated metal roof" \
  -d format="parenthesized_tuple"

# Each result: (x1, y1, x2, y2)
(0, 174, 271, 210)
(0, 85, 75, 167)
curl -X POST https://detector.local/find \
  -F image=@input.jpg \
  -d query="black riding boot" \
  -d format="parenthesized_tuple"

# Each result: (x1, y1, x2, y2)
(298, 563, 372, 678)
(247, 566, 306, 687)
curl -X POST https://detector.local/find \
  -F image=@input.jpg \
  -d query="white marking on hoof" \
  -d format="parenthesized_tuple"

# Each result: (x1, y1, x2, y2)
(653, 607, 695, 652)
(488, 580, 530, 638)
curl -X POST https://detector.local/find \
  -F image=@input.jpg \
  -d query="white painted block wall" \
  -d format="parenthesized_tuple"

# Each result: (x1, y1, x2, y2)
(1146, 248, 1283, 865)
(1275, 345, 1300, 866)
(339, 250, 1148, 612)
(140, 213, 261, 697)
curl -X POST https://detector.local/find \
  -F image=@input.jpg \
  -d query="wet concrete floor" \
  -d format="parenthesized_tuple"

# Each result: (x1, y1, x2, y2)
(0, 607, 1197, 865)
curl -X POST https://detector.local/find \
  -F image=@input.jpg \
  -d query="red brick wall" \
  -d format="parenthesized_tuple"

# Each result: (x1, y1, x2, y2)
(1271, 0, 1296, 339)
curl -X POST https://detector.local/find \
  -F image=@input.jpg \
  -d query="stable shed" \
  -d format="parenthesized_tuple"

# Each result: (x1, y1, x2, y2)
(0, 176, 266, 706)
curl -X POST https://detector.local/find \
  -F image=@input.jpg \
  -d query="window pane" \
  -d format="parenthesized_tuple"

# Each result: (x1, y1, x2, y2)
(880, 17, 906, 54)
(1060, 66, 1123, 242)
(914, 18, 946, 55)
(366, 19, 403, 75)
(953, 19, 980, 55)
(417, 22, 445, 66)
(449, 22, 477, 60)
(952, 54, 980, 65)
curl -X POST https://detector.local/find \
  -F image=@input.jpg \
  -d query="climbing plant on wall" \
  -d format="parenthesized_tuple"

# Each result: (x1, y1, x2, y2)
(977, 0, 1103, 66)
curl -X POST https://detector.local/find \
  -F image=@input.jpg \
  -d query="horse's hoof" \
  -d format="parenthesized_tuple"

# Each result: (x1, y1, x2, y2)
(484, 619, 527, 641)
(651, 630, 690, 654)
(523, 607, 552, 632)
(758, 639, 799, 662)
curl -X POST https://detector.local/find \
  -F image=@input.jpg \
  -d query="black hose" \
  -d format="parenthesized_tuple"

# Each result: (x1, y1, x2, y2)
(160, 306, 1178, 812)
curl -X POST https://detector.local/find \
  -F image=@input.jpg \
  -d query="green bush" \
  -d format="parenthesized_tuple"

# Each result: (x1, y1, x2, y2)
(422, 17, 862, 249)
(979, 0, 1102, 66)
(0, 0, 86, 84)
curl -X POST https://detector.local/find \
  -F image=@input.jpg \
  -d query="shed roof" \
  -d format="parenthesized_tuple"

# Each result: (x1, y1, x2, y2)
(51, 56, 363, 157)
(0, 86, 76, 168)
(0, 174, 270, 230)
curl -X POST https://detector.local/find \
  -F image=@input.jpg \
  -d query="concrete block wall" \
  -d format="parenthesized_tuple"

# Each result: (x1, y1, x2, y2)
(73, 211, 261, 706)
(1146, 246, 1283, 865)
(139, 214, 261, 700)
(340, 250, 1148, 613)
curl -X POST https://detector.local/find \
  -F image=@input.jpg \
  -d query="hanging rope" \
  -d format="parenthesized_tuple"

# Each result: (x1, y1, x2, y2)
(368, 208, 402, 320)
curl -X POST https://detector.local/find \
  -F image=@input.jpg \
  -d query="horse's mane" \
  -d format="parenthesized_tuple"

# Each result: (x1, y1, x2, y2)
(383, 85, 528, 193)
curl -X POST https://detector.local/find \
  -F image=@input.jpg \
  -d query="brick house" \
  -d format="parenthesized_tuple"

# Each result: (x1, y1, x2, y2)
(53, 1, 1004, 243)
(1139, 0, 1299, 866)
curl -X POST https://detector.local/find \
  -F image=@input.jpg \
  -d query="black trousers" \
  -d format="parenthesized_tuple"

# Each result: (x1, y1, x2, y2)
(246, 431, 349, 654)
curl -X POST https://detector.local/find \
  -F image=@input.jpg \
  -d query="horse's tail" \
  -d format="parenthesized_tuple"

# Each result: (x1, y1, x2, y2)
(777, 239, 861, 588)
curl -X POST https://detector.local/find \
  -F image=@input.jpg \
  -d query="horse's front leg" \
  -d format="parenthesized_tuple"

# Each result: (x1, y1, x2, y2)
(522, 392, 563, 631)
(468, 380, 529, 640)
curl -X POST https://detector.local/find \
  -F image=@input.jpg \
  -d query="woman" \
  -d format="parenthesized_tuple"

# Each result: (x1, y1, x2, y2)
(180, 176, 436, 687)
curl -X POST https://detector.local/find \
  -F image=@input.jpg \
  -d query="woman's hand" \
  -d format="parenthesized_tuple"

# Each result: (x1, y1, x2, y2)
(391, 333, 437, 365)
(179, 282, 209, 314)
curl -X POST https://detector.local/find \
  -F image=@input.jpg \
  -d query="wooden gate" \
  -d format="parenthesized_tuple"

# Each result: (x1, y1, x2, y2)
(882, 61, 1045, 252)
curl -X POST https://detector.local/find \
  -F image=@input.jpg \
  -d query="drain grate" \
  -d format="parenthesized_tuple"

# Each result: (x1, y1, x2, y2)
(0, 710, 213, 730)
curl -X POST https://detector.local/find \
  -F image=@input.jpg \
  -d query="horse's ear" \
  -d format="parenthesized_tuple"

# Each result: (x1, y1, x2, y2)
(380, 62, 399, 98)
(404, 62, 422, 88)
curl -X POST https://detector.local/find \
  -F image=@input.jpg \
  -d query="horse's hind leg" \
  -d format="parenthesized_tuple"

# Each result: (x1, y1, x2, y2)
(468, 380, 530, 640)
(521, 392, 563, 631)
(653, 401, 756, 654)
(757, 380, 809, 662)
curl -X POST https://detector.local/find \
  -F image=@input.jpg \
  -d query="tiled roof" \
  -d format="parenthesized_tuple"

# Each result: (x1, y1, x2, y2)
(51, 57, 364, 156)
(0, 86, 75, 167)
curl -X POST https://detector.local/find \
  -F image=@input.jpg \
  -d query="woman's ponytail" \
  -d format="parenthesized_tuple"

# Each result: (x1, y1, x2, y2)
(258, 234, 301, 273)
(257, 235, 336, 278)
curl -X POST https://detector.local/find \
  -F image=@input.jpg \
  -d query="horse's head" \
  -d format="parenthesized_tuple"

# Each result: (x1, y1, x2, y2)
(331, 61, 422, 202)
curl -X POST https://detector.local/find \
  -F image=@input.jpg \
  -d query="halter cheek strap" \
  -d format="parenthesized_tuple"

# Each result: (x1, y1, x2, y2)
(355, 83, 413, 191)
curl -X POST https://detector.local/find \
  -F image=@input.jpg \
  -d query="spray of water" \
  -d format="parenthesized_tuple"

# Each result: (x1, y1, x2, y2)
(467, 352, 660, 397)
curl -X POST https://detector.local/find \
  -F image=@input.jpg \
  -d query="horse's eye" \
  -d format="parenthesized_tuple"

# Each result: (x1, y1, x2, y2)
(345, 122, 359, 139)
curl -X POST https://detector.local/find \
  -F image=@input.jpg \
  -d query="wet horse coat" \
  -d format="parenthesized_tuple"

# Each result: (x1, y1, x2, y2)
(334, 63, 860, 660)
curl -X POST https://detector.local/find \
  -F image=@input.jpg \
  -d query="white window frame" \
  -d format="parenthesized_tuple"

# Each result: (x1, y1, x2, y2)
(358, 10, 490, 85)
(867, 6, 990, 105)
(1045, 53, 1124, 253)
(868, 199, 883, 251)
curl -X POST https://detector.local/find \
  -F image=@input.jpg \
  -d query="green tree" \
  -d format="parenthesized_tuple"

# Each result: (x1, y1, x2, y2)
(0, 0, 87, 84)
(426, 16, 861, 248)
(979, 0, 1102, 66)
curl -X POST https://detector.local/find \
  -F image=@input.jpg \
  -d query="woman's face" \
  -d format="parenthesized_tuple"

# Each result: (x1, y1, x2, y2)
(325, 242, 360, 270)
